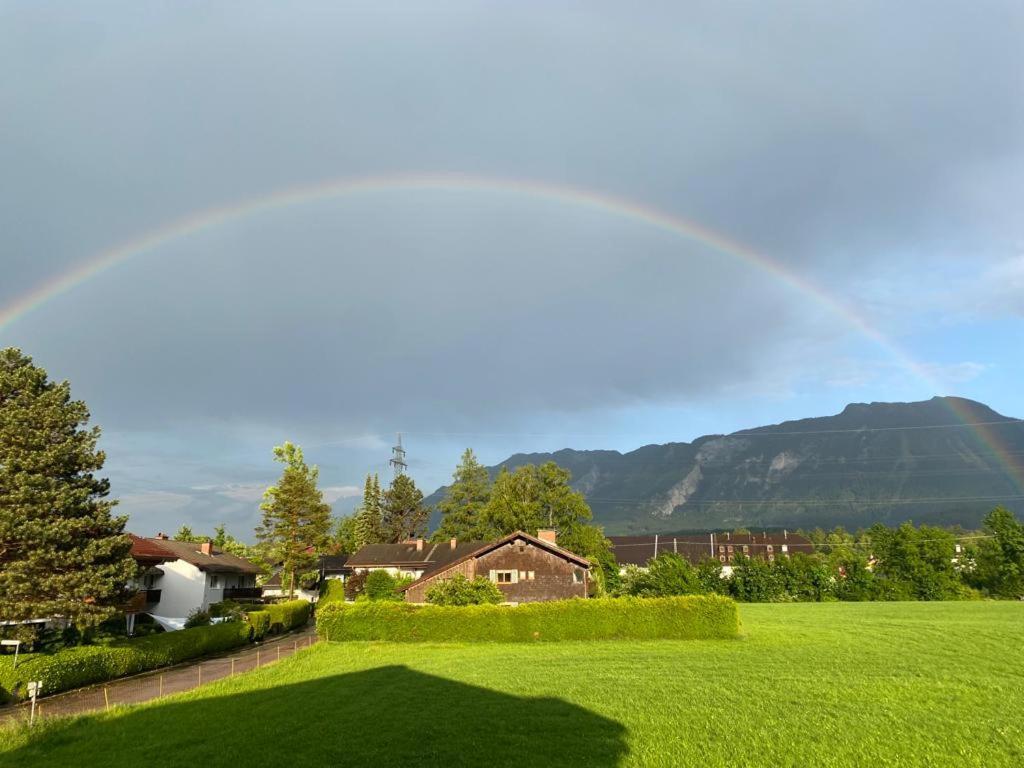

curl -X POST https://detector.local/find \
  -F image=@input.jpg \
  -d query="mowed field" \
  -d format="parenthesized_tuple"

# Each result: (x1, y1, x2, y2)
(1, 602, 1021, 767)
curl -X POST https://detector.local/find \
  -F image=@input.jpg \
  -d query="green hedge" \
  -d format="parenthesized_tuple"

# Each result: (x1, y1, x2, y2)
(318, 579, 347, 607)
(0, 621, 250, 703)
(262, 600, 311, 635)
(246, 610, 271, 641)
(316, 595, 739, 643)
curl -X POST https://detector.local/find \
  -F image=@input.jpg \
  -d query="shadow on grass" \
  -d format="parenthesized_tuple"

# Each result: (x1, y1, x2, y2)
(5, 665, 628, 767)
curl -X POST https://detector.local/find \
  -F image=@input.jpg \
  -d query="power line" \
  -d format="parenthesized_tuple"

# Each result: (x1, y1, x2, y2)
(607, 533, 996, 549)
(394, 419, 1024, 440)
(583, 494, 1024, 506)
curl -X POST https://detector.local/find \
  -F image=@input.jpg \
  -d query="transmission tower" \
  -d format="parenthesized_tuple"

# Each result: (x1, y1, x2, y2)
(389, 432, 408, 479)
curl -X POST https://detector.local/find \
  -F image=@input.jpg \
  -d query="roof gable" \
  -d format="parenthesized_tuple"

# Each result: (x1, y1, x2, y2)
(399, 531, 591, 592)
(142, 538, 260, 574)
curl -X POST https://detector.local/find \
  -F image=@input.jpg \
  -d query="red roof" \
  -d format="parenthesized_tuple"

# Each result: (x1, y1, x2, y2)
(128, 534, 176, 562)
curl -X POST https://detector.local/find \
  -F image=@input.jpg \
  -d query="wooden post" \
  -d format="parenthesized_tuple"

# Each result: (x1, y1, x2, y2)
(231, 658, 235, 676)
(294, 639, 298, 652)
(277, 645, 281, 661)
(197, 665, 202, 687)
(257, 649, 261, 667)
(159, 675, 164, 697)
(103, 687, 110, 711)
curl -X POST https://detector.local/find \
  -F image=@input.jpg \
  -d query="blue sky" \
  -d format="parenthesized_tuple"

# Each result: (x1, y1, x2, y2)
(1, 2, 1022, 539)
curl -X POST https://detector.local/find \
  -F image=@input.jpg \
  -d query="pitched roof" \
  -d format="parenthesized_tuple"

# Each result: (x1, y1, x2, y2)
(320, 554, 352, 572)
(608, 532, 815, 567)
(399, 531, 591, 593)
(141, 538, 261, 574)
(347, 540, 490, 571)
(128, 534, 176, 563)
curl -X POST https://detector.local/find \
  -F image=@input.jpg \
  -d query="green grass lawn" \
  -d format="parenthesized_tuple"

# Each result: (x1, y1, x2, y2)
(2, 602, 1021, 767)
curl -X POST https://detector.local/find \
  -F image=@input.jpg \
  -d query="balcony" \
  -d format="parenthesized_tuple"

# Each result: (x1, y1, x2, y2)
(122, 589, 161, 613)
(223, 587, 263, 600)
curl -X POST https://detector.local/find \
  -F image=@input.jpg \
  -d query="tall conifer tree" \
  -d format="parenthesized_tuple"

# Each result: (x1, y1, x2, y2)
(433, 448, 493, 542)
(0, 348, 136, 628)
(382, 474, 428, 542)
(256, 442, 332, 598)
(353, 473, 384, 549)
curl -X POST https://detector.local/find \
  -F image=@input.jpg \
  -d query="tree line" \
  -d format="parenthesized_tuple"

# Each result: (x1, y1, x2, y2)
(619, 509, 1024, 602)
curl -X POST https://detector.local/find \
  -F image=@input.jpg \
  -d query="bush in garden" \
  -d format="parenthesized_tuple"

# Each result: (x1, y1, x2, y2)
(363, 571, 411, 601)
(184, 608, 212, 628)
(425, 574, 503, 606)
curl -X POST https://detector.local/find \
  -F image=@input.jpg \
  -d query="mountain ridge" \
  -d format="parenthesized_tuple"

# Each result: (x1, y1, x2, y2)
(426, 397, 1024, 534)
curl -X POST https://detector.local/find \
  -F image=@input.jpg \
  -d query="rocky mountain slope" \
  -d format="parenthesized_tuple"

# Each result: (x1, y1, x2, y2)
(427, 397, 1024, 533)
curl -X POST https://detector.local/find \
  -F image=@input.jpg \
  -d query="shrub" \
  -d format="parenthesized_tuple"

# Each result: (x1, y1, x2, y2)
(0, 621, 250, 702)
(262, 599, 311, 634)
(319, 579, 347, 607)
(317, 595, 738, 643)
(425, 574, 503, 606)
(184, 609, 212, 628)
(364, 571, 412, 601)
(619, 554, 703, 597)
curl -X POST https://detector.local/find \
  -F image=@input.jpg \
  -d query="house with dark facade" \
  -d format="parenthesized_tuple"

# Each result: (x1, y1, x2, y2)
(345, 530, 591, 604)
(609, 531, 814, 576)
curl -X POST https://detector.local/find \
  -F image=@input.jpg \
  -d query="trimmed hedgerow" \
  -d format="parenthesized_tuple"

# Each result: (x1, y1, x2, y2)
(318, 579, 347, 608)
(0, 621, 250, 703)
(262, 600, 311, 635)
(316, 595, 738, 643)
(246, 610, 271, 641)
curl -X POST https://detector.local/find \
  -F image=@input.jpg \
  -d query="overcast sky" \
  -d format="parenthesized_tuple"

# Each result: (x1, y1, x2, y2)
(2, 2, 1022, 539)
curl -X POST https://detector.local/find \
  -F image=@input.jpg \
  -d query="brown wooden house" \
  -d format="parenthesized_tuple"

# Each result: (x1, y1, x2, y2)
(390, 530, 591, 604)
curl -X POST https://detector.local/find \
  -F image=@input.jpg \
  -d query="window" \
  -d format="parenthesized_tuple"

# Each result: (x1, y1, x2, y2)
(210, 575, 220, 589)
(742, 545, 749, 554)
(727, 545, 734, 553)
(492, 570, 517, 584)
(768, 554, 775, 562)
(572, 569, 585, 584)
(519, 570, 535, 581)
(718, 545, 725, 553)
(767, 545, 774, 553)
(719, 555, 726, 563)
(781, 544, 789, 553)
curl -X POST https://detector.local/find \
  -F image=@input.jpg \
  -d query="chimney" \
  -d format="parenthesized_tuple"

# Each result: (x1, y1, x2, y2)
(156, 532, 169, 540)
(416, 538, 424, 552)
(537, 529, 557, 545)
(450, 537, 457, 550)
(200, 540, 214, 556)
(784, 529, 788, 540)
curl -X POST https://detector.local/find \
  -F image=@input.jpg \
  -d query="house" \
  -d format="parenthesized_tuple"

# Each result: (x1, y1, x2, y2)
(608, 531, 815, 576)
(319, 554, 352, 584)
(135, 534, 262, 628)
(346, 538, 492, 581)
(261, 566, 322, 602)
(399, 530, 591, 604)
(124, 534, 178, 635)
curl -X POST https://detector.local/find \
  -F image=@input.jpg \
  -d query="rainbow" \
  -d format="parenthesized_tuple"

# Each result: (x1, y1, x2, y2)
(0, 171, 1020, 490)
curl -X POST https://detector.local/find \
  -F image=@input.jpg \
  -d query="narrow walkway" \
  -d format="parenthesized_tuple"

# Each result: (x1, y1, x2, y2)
(0, 625, 319, 726)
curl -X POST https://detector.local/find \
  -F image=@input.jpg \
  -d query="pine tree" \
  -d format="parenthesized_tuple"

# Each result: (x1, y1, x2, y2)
(256, 442, 332, 598)
(353, 473, 384, 549)
(433, 448, 493, 542)
(382, 474, 428, 542)
(0, 348, 137, 629)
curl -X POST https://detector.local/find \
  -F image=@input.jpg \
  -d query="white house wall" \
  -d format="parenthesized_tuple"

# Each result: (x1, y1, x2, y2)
(148, 559, 207, 619)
